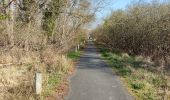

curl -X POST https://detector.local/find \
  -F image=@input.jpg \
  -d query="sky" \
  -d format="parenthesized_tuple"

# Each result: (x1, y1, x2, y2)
(90, 0, 134, 29)
(90, 0, 166, 29)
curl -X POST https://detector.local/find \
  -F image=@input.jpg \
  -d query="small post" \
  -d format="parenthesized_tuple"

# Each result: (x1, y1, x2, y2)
(80, 42, 83, 46)
(77, 44, 80, 50)
(35, 72, 42, 95)
(75, 46, 78, 52)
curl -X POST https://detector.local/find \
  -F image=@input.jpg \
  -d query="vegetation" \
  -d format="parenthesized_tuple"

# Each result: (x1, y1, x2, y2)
(93, 1, 170, 99)
(93, 1, 170, 70)
(100, 48, 170, 100)
(0, 0, 94, 99)
(67, 51, 81, 60)
(1, 0, 170, 99)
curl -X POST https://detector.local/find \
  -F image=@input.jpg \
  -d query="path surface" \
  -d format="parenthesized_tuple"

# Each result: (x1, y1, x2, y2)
(65, 41, 134, 100)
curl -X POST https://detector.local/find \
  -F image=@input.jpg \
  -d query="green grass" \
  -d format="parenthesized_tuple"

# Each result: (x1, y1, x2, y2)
(67, 51, 80, 60)
(42, 50, 81, 98)
(42, 72, 63, 98)
(100, 48, 169, 100)
(131, 82, 145, 90)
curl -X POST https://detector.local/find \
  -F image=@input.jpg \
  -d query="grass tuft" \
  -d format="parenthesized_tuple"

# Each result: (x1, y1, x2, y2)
(0, 47, 74, 100)
(100, 48, 170, 100)
(67, 51, 80, 60)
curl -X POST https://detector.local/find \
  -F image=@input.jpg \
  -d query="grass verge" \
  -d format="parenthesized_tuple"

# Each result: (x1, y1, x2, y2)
(42, 54, 74, 100)
(0, 47, 74, 100)
(100, 48, 170, 100)
(42, 72, 63, 98)
(43, 50, 82, 99)
(67, 51, 81, 60)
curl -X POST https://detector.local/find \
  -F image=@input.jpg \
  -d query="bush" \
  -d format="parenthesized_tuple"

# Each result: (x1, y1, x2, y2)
(93, 1, 170, 65)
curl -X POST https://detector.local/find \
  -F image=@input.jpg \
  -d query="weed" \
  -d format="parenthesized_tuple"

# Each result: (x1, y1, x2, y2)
(43, 73, 62, 97)
(67, 51, 80, 60)
(0, 47, 74, 100)
(131, 82, 145, 90)
(118, 67, 131, 76)
(100, 49, 170, 100)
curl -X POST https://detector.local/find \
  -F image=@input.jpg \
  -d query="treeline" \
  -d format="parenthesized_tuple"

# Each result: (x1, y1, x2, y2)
(0, 0, 94, 99)
(93, 1, 170, 68)
(0, 0, 94, 52)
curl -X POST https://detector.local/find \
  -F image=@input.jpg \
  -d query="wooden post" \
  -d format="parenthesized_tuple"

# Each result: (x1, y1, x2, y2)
(35, 72, 42, 95)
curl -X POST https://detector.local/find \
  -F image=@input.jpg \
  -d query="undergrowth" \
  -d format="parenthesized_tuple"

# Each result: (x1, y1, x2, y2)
(100, 48, 170, 100)
(42, 73, 63, 97)
(0, 47, 74, 100)
(67, 51, 81, 60)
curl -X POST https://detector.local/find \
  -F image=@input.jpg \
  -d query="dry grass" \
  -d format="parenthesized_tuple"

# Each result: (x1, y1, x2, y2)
(0, 46, 73, 100)
(0, 0, 87, 99)
(100, 48, 170, 100)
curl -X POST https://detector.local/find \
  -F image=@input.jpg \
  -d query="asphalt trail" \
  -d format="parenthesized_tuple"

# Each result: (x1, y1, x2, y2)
(65, 41, 134, 100)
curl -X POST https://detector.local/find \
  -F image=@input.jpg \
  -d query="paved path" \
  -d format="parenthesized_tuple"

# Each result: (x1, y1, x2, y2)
(65, 41, 134, 100)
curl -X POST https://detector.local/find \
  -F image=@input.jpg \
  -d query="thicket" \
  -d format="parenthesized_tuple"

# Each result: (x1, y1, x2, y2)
(0, 0, 94, 99)
(93, 1, 170, 99)
(93, 1, 170, 70)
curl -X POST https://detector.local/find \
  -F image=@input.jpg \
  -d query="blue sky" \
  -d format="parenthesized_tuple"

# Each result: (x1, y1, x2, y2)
(90, 0, 166, 29)
(95, 0, 133, 20)
(90, 0, 134, 29)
